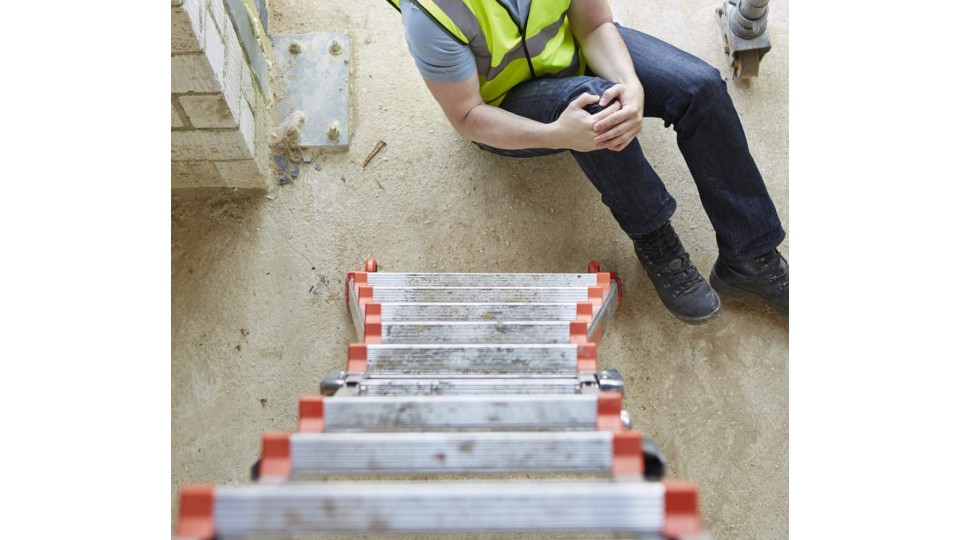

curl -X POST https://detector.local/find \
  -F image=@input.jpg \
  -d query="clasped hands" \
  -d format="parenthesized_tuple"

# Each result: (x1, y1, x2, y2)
(552, 81, 645, 152)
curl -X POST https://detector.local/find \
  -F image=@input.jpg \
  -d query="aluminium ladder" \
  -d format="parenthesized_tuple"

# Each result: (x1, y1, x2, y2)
(175, 259, 707, 539)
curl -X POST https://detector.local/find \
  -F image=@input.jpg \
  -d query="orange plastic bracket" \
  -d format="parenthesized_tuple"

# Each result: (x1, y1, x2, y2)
(259, 432, 292, 480)
(662, 481, 702, 539)
(364, 302, 382, 345)
(577, 343, 598, 372)
(587, 286, 604, 308)
(588, 261, 623, 305)
(596, 272, 612, 293)
(298, 396, 325, 433)
(576, 302, 594, 324)
(611, 430, 644, 478)
(344, 271, 368, 306)
(347, 343, 368, 372)
(357, 284, 374, 306)
(596, 392, 623, 431)
(365, 258, 378, 272)
(175, 484, 215, 540)
(569, 321, 588, 344)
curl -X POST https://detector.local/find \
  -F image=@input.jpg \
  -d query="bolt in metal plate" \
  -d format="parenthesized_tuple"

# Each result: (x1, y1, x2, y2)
(270, 33, 350, 149)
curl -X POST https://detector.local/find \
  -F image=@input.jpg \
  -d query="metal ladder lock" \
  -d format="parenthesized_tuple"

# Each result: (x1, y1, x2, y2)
(175, 259, 708, 539)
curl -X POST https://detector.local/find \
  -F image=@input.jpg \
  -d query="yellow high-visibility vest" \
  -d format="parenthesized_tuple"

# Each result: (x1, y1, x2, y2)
(388, 0, 586, 106)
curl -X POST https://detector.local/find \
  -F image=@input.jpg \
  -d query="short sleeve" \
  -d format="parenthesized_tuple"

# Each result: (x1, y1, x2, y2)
(400, 0, 476, 83)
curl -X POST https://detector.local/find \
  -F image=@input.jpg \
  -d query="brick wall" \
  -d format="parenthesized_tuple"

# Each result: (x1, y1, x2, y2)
(171, 0, 273, 189)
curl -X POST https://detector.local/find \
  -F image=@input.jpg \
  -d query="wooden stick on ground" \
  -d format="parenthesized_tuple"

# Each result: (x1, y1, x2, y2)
(363, 139, 387, 168)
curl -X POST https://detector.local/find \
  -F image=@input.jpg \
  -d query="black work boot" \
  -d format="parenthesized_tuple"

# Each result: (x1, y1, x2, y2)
(709, 249, 789, 316)
(632, 222, 722, 324)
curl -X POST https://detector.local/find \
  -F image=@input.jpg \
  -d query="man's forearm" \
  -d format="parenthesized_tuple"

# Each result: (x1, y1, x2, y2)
(578, 21, 640, 87)
(457, 103, 559, 150)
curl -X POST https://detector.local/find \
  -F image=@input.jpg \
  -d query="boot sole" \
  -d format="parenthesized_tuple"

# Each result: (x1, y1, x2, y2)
(709, 269, 788, 316)
(669, 301, 722, 325)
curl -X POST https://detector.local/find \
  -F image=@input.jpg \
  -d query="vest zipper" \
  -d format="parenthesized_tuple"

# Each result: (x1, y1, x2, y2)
(496, 0, 537, 79)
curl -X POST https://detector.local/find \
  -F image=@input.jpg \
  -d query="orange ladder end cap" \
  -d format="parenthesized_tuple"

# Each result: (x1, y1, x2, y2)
(364, 302, 382, 316)
(364, 302, 382, 343)
(175, 484, 216, 539)
(569, 321, 589, 344)
(358, 284, 374, 305)
(588, 286, 604, 307)
(364, 320, 382, 340)
(575, 302, 594, 324)
(344, 271, 367, 306)
(611, 430, 644, 478)
(298, 396, 325, 433)
(577, 343, 598, 371)
(347, 358, 367, 372)
(259, 432, 292, 480)
(596, 392, 623, 431)
(347, 343, 368, 372)
(662, 481, 702, 538)
(596, 272, 612, 292)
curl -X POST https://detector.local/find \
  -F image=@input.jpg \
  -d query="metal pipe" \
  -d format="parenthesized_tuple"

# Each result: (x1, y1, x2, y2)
(739, 0, 769, 20)
(731, 0, 769, 39)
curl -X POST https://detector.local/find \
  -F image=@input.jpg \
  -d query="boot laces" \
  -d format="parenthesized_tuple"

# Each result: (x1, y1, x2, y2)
(756, 251, 788, 292)
(636, 228, 703, 295)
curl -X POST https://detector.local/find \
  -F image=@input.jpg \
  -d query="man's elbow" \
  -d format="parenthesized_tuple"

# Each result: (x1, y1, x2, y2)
(448, 119, 472, 141)
(449, 104, 482, 142)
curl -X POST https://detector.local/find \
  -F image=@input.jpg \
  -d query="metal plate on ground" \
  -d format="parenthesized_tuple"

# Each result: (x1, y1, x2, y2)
(270, 33, 350, 149)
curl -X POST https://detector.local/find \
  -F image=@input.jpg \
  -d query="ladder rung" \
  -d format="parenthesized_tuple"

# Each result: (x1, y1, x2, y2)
(299, 393, 625, 432)
(350, 343, 596, 375)
(380, 302, 581, 321)
(175, 481, 702, 537)
(376, 321, 578, 344)
(355, 377, 583, 396)
(365, 272, 602, 288)
(282, 431, 630, 475)
(369, 287, 594, 304)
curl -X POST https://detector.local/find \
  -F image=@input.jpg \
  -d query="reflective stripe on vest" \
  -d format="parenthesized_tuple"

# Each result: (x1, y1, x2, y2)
(389, 0, 586, 106)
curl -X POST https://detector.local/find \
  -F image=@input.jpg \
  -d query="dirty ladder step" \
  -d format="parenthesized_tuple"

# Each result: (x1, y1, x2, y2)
(297, 393, 626, 433)
(178, 481, 700, 536)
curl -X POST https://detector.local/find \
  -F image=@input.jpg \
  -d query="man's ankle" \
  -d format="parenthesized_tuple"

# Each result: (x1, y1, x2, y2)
(722, 249, 779, 276)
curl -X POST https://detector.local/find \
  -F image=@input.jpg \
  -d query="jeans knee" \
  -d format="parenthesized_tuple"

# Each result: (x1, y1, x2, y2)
(685, 65, 726, 102)
(667, 64, 728, 127)
(563, 76, 616, 115)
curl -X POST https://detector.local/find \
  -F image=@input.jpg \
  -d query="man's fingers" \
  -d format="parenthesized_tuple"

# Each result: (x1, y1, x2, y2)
(603, 138, 629, 152)
(594, 108, 634, 132)
(591, 101, 622, 123)
(598, 84, 624, 107)
(593, 109, 635, 133)
(570, 92, 600, 110)
(595, 121, 632, 144)
(611, 131, 638, 151)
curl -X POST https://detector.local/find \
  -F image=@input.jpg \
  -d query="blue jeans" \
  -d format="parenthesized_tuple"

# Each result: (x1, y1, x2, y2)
(475, 24, 784, 260)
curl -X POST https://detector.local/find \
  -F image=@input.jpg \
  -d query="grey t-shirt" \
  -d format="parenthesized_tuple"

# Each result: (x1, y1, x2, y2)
(400, 0, 531, 83)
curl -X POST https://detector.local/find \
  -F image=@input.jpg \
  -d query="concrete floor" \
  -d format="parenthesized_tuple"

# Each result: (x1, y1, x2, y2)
(171, 1, 788, 538)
